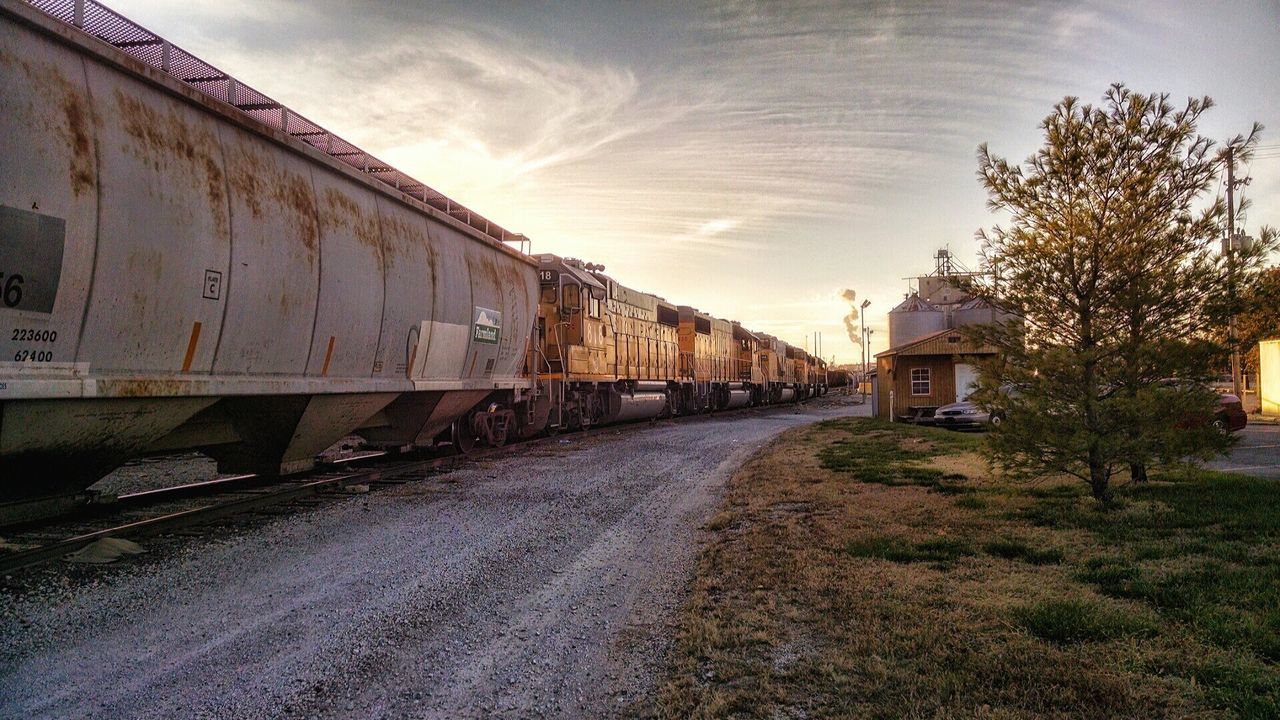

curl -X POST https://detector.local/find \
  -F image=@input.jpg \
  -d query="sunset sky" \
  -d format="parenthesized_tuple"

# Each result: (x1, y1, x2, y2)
(108, 0, 1280, 364)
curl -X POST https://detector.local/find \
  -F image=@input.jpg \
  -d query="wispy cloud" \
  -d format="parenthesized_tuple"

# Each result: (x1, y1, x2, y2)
(111, 0, 1093, 259)
(104, 0, 1280, 362)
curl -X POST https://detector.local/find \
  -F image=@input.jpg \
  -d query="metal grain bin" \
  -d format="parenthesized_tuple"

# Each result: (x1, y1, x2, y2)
(888, 294, 945, 348)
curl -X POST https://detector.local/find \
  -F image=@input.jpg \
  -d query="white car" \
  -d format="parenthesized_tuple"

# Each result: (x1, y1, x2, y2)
(933, 400, 1000, 430)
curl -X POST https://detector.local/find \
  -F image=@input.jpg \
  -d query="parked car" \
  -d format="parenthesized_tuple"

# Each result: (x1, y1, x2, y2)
(934, 383, 1244, 434)
(934, 400, 1000, 430)
(1213, 393, 1248, 433)
(1155, 379, 1247, 434)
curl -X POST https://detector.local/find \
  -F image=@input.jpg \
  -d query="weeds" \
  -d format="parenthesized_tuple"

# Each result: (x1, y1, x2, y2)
(704, 511, 733, 532)
(654, 417, 1280, 719)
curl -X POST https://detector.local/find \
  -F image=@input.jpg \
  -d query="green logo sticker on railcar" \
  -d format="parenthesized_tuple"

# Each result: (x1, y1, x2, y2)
(473, 307, 501, 345)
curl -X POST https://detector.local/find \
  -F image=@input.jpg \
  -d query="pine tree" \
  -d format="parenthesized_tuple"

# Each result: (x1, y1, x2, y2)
(966, 84, 1276, 502)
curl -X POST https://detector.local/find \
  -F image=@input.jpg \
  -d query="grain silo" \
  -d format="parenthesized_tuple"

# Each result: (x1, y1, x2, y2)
(888, 294, 946, 348)
(953, 297, 1021, 330)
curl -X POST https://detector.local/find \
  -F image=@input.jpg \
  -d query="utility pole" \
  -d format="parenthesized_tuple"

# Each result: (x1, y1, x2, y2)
(859, 299, 870, 403)
(865, 328, 874, 385)
(1226, 146, 1243, 398)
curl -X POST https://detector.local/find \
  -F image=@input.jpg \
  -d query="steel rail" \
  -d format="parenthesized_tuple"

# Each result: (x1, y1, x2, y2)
(114, 474, 259, 506)
(0, 461, 425, 574)
(113, 451, 388, 508)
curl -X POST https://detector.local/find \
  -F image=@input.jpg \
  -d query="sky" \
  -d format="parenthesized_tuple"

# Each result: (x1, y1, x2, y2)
(104, 0, 1280, 364)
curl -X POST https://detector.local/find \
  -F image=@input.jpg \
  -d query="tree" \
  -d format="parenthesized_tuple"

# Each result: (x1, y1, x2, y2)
(1235, 265, 1280, 376)
(965, 84, 1276, 503)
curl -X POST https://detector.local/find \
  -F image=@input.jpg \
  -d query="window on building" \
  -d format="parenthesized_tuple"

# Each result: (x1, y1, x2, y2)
(910, 367, 931, 396)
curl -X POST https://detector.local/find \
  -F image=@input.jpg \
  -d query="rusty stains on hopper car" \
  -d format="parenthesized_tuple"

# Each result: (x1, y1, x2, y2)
(227, 145, 264, 217)
(114, 88, 228, 239)
(377, 210, 428, 269)
(0, 49, 97, 196)
(475, 250, 503, 291)
(112, 378, 192, 397)
(227, 143, 318, 258)
(428, 239, 439, 297)
(280, 172, 319, 256)
(203, 153, 227, 237)
(321, 186, 382, 253)
(371, 210, 407, 269)
(59, 80, 96, 196)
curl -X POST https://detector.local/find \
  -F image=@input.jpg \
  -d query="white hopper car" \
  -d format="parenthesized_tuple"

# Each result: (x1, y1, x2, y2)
(0, 0, 538, 522)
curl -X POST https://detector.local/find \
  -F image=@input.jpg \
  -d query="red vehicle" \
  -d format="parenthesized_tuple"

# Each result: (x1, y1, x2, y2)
(1215, 394, 1248, 433)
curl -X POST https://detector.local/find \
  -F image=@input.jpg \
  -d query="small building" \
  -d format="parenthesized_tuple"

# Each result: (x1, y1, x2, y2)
(873, 329, 998, 422)
(1261, 339, 1280, 417)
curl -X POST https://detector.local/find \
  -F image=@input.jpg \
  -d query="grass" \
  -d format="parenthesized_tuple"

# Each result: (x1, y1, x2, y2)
(817, 418, 978, 491)
(648, 416, 1280, 719)
(983, 538, 1063, 565)
(844, 535, 976, 567)
(1012, 598, 1158, 643)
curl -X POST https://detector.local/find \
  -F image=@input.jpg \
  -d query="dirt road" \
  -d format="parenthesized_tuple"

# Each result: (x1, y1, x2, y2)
(0, 399, 864, 719)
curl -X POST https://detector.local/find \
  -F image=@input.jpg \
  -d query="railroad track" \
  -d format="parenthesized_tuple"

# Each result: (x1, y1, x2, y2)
(0, 399, 849, 575)
(0, 441, 536, 575)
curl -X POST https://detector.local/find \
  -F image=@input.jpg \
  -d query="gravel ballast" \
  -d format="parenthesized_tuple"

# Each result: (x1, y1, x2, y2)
(1, 399, 865, 718)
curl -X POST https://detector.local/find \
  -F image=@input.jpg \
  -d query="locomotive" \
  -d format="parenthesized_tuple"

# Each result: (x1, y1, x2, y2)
(432, 254, 829, 451)
(0, 0, 823, 523)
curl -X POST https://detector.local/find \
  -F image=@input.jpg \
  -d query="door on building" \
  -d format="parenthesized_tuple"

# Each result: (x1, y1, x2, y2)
(954, 363, 979, 402)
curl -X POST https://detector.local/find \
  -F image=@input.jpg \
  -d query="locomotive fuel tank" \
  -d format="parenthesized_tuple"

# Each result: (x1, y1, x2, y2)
(720, 389, 751, 410)
(601, 390, 667, 424)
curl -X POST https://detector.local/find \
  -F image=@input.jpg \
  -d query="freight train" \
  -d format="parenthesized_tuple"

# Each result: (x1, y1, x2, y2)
(0, 0, 826, 523)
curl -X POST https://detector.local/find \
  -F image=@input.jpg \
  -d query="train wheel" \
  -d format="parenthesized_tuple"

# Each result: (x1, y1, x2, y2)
(451, 419, 476, 455)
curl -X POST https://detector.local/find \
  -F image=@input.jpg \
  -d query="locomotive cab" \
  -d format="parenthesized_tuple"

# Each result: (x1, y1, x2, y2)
(537, 255, 608, 378)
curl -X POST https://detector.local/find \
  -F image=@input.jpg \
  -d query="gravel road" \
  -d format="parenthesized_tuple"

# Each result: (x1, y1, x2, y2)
(1, 398, 865, 719)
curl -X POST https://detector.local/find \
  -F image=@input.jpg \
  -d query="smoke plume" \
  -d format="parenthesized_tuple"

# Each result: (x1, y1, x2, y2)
(840, 288, 860, 347)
